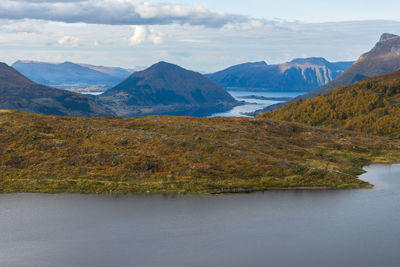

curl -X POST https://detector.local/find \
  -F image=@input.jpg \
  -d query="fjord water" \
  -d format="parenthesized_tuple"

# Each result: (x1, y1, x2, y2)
(1, 164, 399, 267)
(210, 90, 306, 117)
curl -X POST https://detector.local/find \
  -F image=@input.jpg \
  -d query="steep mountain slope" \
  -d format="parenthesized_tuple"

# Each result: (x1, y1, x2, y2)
(300, 33, 400, 99)
(1, 110, 399, 193)
(100, 61, 239, 117)
(262, 69, 400, 138)
(0, 62, 112, 117)
(207, 57, 353, 91)
(12, 60, 132, 89)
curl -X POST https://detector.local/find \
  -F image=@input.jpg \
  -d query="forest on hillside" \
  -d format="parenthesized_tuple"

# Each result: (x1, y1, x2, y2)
(263, 71, 400, 138)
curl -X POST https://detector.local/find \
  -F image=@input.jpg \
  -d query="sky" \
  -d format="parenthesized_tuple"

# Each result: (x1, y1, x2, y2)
(0, 0, 400, 72)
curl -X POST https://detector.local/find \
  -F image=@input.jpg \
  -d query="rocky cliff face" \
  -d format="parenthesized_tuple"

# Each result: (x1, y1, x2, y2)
(206, 57, 353, 91)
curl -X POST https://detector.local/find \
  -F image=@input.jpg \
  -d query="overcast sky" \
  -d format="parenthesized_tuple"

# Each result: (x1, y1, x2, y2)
(0, 0, 400, 72)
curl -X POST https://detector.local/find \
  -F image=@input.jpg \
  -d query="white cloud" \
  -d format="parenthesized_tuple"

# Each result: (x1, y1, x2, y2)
(1, 18, 400, 73)
(0, 0, 249, 27)
(130, 26, 163, 45)
(58, 35, 79, 47)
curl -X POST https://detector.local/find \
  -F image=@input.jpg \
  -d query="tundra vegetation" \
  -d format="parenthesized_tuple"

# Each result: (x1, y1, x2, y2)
(1, 110, 399, 194)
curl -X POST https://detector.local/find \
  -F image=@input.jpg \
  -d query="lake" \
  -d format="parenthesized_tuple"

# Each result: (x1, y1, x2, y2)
(210, 90, 306, 117)
(1, 164, 399, 267)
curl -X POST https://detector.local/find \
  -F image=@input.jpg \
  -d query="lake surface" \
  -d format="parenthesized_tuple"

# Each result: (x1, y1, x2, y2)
(80, 91, 104, 96)
(1, 164, 399, 267)
(210, 90, 306, 117)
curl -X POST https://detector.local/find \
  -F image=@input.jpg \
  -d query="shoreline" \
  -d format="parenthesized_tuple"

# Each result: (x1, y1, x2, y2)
(0, 177, 375, 196)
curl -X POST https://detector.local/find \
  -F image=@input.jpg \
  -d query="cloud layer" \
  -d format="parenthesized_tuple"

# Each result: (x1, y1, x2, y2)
(0, 0, 249, 27)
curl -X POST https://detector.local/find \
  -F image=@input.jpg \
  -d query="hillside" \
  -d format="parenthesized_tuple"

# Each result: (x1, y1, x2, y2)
(12, 60, 132, 89)
(262, 70, 400, 138)
(1, 110, 399, 194)
(207, 58, 353, 91)
(100, 61, 239, 117)
(0, 63, 112, 117)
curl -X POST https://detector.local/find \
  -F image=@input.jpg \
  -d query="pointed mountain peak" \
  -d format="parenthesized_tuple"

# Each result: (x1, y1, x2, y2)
(145, 61, 185, 73)
(151, 61, 179, 68)
(379, 33, 399, 42)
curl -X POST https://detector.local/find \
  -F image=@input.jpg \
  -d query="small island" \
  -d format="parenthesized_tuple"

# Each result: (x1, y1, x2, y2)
(237, 95, 294, 101)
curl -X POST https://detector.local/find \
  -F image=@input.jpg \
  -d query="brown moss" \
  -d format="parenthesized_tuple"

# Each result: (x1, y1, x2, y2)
(0, 110, 399, 194)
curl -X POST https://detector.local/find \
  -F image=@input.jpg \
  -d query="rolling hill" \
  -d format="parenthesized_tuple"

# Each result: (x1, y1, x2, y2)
(0, 62, 113, 117)
(99, 61, 239, 117)
(207, 57, 353, 91)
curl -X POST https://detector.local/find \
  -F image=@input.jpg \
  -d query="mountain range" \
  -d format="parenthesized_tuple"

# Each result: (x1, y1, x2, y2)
(207, 57, 354, 91)
(0, 62, 112, 117)
(258, 33, 400, 113)
(12, 60, 136, 89)
(99, 61, 239, 117)
(300, 33, 400, 99)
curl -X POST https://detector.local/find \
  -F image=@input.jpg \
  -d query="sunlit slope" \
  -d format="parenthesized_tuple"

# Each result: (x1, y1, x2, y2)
(1, 111, 399, 194)
(262, 69, 400, 138)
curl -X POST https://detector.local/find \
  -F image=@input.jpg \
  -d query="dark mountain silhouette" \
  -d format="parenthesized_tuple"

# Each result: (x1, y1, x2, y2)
(206, 57, 353, 91)
(0, 62, 112, 117)
(12, 60, 133, 89)
(100, 61, 239, 117)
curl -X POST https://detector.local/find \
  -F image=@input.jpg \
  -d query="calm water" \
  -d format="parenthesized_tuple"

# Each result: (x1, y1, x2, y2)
(80, 92, 104, 96)
(210, 90, 306, 117)
(0, 164, 399, 267)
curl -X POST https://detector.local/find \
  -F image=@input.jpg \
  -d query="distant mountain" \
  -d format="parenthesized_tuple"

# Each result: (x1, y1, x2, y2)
(12, 60, 133, 89)
(99, 61, 239, 117)
(300, 33, 400, 99)
(206, 57, 353, 91)
(256, 33, 400, 113)
(0, 62, 112, 117)
(262, 69, 400, 138)
(78, 63, 135, 80)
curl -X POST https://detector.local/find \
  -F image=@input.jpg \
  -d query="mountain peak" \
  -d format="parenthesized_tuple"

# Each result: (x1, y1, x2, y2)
(101, 62, 237, 117)
(146, 61, 184, 72)
(153, 61, 179, 67)
(379, 33, 398, 42)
